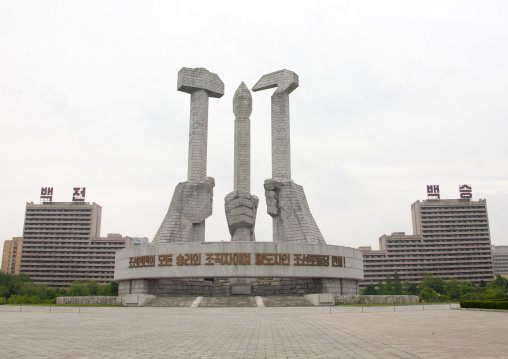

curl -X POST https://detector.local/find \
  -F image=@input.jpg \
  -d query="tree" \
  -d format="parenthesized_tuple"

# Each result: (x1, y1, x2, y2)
(377, 281, 385, 295)
(384, 274, 393, 295)
(402, 280, 419, 295)
(0, 285, 9, 299)
(421, 273, 445, 294)
(98, 284, 111, 296)
(444, 278, 461, 300)
(492, 275, 508, 289)
(363, 284, 377, 295)
(458, 281, 476, 299)
(109, 281, 118, 296)
(68, 281, 89, 296)
(419, 288, 438, 302)
(86, 281, 100, 296)
(392, 272, 403, 295)
(35, 285, 50, 301)
(10, 273, 33, 296)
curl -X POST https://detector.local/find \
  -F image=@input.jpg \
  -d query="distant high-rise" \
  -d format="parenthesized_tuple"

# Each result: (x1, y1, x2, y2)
(492, 245, 508, 276)
(361, 198, 495, 286)
(1, 237, 23, 275)
(19, 201, 135, 287)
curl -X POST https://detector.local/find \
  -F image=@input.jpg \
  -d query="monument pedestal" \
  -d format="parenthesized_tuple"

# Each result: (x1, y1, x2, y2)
(115, 242, 363, 297)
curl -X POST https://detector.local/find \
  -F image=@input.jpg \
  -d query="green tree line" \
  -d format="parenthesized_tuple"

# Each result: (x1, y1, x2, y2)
(0, 272, 118, 304)
(360, 272, 508, 302)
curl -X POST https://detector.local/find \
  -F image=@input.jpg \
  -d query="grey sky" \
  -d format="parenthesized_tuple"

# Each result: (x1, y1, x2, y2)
(1, 1, 507, 251)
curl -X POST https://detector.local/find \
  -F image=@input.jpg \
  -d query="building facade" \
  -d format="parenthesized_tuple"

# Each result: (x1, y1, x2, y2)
(360, 198, 495, 287)
(19, 201, 139, 287)
(360, 232, 424, 285)
(1, 237, 23, 275)
(492, 245, 508, 275)
(128, 237, 150, 247)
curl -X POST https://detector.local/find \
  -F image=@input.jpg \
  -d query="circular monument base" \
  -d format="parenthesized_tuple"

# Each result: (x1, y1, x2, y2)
(114, 242, 364, 297)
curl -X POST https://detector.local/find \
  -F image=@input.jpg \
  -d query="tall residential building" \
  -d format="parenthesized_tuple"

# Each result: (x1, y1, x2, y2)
(492, 245, 508, 275)
(1, 237, 23, 275)
(19, 201, 133, 287)
(360, 198, 495, 286)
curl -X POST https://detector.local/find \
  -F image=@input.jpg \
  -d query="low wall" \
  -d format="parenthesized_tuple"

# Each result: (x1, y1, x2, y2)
(335, 295, 419, 305)
(56, 296, 123, 306)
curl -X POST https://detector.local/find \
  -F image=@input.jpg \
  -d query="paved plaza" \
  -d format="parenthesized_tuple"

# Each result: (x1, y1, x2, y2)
(0, 305, 507, 358)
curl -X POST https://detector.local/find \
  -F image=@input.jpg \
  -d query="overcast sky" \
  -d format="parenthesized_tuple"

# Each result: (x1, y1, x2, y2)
(1, 1, 507, 252)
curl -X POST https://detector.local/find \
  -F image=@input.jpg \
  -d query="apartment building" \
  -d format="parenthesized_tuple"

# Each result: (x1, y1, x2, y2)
(1, 237, 23, 275)
(360, 198, 495, 287)
(19, 201, 135, 287)
(492, 245, 508, 275)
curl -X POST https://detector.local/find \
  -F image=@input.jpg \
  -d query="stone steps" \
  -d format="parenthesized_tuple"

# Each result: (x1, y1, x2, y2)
(199, 296, 258, 307)
(143, 295, 314, 307)
(262, 296, 314, 307)
(143, 296, 197, 307)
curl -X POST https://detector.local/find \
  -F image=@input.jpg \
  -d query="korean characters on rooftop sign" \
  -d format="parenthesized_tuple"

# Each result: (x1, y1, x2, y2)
(426, 185, 440, 199)
(40, 187, 53, 203)
(72, 187, 86, 202)
(459, 184, 472, 199)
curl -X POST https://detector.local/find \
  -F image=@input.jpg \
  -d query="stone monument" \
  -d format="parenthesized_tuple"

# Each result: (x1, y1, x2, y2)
(225, 82, 259, 242)
(252, 70, 325, 244)
(152, 68, 224, 243)
(114, 67, 363, 304)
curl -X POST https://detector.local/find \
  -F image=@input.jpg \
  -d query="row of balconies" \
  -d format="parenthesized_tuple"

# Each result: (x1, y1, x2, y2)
(24, 235, 91, 240)
(387, 254, 492, 260)
(420, 206, 485, 210)
(387, 244, 489, 250)
(23, 249, 114, 254)
(422, 214, 486, 217)
(422, 235, 489, 240)
(23, 267, 114, 271)
(421, 219, 487, 222)
(23, 234, 91, 238)
(25, 215, 91, 219)
(25, 222, 91, 226)
(420, 207, 486, 211)
(22, 242, 123, 248)
(21, 267, 115, 273)
(365, 263, 492, 269)
(388, 248, 491, 254)
(25, 220, 91, 223)
(21, 259, 114, 264)
(24, 227, 91, 232)
(21, 259, 115, 263)
(23, 243, 121, 254)
(364, 268, 494, 275)
(422, 228, 488, 233)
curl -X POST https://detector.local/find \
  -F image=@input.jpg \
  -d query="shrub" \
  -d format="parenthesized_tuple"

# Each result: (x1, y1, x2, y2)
(7, 295, 41, 304)
(420, 288, 439, 302)
(460, 300, 508, 310)
(0, 297, 6, 305)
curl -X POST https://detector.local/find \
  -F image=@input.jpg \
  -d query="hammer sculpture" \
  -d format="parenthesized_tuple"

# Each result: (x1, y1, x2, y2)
(153, 68, 224, 243)
(225, 83, 259, 241)
(252, 70, 326, 244)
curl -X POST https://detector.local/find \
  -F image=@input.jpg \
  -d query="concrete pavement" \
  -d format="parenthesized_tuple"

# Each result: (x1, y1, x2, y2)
(0, 305, 506, 358)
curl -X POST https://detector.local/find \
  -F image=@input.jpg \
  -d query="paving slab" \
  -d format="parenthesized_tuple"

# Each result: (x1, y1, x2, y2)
(0, 305, 507, 358)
